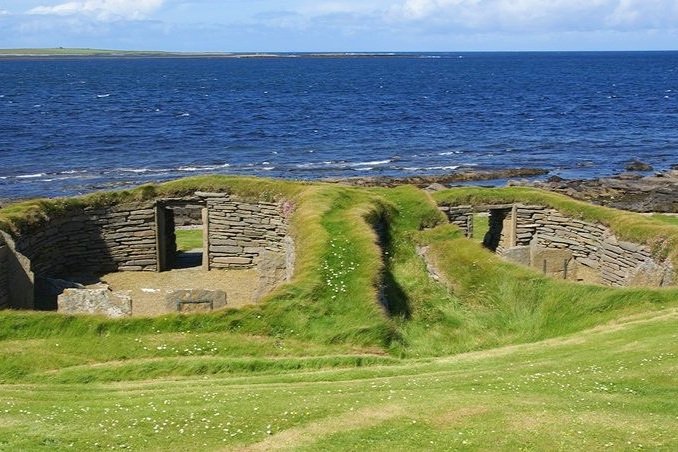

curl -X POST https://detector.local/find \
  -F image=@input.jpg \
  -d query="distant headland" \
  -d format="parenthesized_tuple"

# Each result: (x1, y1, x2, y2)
(0, 48, 420, 58)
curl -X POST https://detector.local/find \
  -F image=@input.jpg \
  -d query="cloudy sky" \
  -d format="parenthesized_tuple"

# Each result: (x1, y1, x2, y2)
(0, 0, 677, 51)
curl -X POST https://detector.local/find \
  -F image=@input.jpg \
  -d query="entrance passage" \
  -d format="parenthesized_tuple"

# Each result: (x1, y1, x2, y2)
(156, 203, 207, 271)
(175, 226, 203, 269)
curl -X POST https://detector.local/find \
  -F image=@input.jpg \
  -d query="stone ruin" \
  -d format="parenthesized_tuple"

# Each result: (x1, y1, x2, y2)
(439, 203, 673, 287)
(0, 192, 294, 315)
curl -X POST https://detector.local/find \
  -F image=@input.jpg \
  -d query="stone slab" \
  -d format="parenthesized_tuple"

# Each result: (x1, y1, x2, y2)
(58, 288, 132, 318)
(166, 289, 227, 313)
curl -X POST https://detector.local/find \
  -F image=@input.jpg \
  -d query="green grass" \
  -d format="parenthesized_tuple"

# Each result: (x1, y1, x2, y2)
(0, 309, 675, 450)
(175, 229, 203, 251)
(1, 178, 678, 449)
(472, 213, 490, 242)
(652, 213, 678, 227)
(0, 48, 173, 56)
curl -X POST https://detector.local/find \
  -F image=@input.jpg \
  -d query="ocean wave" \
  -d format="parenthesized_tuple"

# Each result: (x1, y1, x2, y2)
(16, 173, 46, 179)
(404, 165, 460, 171)
(350, 159, 392, 167)
(438, 151, 463, 156)
(96, 94, 111, 98)
(117, 168, 153, 174)
(177, 163, 230, 172)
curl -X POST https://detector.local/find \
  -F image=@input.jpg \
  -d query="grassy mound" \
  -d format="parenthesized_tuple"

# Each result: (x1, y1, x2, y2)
(1, 178, 677, 449)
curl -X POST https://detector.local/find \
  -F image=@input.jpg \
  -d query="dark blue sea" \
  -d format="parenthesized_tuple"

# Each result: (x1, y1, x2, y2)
(1, 52, 677, 199)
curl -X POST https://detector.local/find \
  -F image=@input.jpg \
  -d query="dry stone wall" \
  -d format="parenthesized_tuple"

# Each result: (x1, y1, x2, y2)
(1, 192, 293, 312)
(201, 192, 290, 270)
(509, 206, 673, 286)
(438, 205, 473, 237)
(438, 202, 673, 288)
(13, 202, 157, 278)
(0, 234, 8, 308)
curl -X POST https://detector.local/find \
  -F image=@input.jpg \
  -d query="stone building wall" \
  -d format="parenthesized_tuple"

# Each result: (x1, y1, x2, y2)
(0, 233, 8, 308)
(513, 206, 673, 287)
(438, 202, 673, 288)
(201, 193, 290, 269)
(438, 205, 473, 237)
(14, 202, 157, 277)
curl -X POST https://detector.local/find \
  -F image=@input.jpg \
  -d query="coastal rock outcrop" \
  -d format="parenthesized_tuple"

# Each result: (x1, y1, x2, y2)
(520, 169, 678, 213)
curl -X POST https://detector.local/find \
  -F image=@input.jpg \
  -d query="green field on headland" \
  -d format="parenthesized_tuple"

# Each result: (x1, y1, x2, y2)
(0, 176, 677, 450)
(0, 48, 230, 57)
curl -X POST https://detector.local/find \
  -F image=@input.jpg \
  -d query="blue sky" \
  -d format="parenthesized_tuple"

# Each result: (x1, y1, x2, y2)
(0, 0, 677, 51)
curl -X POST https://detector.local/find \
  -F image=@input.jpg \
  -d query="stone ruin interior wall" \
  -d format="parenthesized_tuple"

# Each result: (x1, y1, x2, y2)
(13, 202, 158, 278)
(201, 192, 291, 271)
(439, 202, 673, 288)
(0, 231, 35, 309)
(438, 206, 473, 237)
(510, 206, 673, 287)
(1, 192, 293, 312)
(0, 233, 8, 308)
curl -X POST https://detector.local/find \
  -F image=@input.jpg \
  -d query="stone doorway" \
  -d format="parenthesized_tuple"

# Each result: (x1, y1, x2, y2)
(156, 202, 208, 272)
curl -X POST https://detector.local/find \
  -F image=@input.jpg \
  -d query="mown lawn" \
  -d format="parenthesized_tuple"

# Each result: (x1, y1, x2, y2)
(0, 309, 675, 450)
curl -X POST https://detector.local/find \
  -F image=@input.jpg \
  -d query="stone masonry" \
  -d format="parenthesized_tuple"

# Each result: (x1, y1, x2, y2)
(0, 192, 292, 312)
(438, 205, 473, 237)
(512, 206, 673, 287)
(200, 192, 290, 270)
(439, 202, 673, 288)
(0, 234, 8, 308)
(14, 202, 158, 277)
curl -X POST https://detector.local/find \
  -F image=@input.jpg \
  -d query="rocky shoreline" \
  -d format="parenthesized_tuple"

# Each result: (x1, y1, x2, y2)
(515, 167, 678, 213)
(2, 166, 677, 213)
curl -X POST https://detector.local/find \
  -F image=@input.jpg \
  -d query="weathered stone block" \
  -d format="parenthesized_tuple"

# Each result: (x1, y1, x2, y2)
(502, 246, 531, 266)
(212, 256, 251, 265)
(166, 289, 227, 313)
(58, 288, 132, 317)
(210, 245, 243, 254)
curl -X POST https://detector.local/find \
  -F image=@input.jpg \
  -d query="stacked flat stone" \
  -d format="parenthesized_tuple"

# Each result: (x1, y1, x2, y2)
(200, 192, 289, 269)
(513, 206, 671, 287)
(439, 205, 473, 237)
(0, 234, 8, 308)
(13, 202, 157, 277)
(438, 202, 673, 288)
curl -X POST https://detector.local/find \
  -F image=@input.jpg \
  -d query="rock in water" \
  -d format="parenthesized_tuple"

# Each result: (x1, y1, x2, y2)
(625, 160, 653, 172)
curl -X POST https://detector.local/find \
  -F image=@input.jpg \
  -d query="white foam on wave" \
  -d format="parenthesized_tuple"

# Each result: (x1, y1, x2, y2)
(118, 168, 152, 174)
(17, 173, 46, 179)
(351, 159, 391, 167)
(97, 94, 111, 98)
(177, 163, 230, 172)
(261, 166, 275, 171)
(178, 113, 190, 117)
(438, 151, 463, 156)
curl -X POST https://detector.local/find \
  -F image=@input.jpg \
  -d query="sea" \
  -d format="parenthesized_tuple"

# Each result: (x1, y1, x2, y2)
(1, 52, 677, 199)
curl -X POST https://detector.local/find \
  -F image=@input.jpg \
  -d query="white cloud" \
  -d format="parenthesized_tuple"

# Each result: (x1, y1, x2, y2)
(28, 0, 164, 21)
(387, 0, 678, 32)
